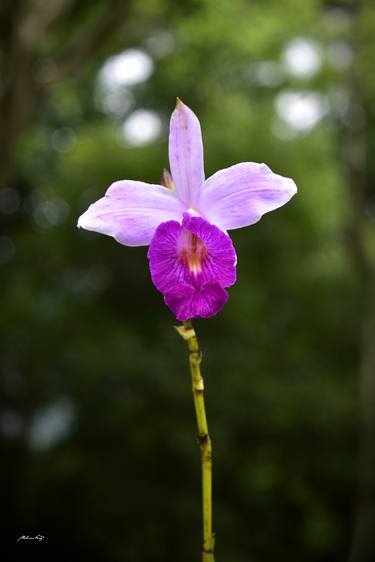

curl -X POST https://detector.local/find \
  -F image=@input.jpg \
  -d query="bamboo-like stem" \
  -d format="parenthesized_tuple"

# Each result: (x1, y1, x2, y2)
(176, 320, 215, 562)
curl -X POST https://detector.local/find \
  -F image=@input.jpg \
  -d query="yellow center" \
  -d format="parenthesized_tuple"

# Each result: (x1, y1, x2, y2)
(178, 232, 207, 274)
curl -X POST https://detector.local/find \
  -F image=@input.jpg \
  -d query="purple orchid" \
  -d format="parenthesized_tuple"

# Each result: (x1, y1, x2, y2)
(78, 99, 297, 321)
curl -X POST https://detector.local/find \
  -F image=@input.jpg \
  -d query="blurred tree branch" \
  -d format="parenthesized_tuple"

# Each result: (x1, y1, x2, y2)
(18, 0, 75, 50)
(53, 0, 128, 81)
(0, 0, 129, 189)
(344, 3, 375, 562)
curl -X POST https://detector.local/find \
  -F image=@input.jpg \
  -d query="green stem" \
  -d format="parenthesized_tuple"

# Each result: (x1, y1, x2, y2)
(176, 320, 215, 562)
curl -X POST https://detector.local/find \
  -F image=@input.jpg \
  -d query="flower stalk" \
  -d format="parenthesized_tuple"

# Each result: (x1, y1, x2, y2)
(176, 320, 215, 562)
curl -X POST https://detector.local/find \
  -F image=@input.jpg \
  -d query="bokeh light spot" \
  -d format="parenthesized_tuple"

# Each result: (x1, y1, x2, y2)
(283, 37, 322, 78)
(121, 109, 163, 146)
(98, 48, 154, 89)
(275, 90, 328, 132)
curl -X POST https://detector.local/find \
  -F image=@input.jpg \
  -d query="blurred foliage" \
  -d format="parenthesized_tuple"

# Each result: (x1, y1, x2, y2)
(2, 0, 375, 561)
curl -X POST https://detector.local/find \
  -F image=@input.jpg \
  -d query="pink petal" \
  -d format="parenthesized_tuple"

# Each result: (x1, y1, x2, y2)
(164, 282, 228, 322)
(147, 214, 236, 320)
(168, 99, 205, 207)
(199, 163, 297, 231)
(78, 180, 186, 247)
(147, 213, 236, 294)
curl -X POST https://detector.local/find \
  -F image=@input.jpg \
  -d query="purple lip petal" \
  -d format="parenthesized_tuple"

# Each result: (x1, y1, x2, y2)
(78, 180, 185, 247)
(181, 213, 237, 287)
(164, 282, 228, 321)
(168, 99, 205, 208)
(147, 214, 237, 294)
(199, 162, 297, 231)
(147, 214, 236, 320)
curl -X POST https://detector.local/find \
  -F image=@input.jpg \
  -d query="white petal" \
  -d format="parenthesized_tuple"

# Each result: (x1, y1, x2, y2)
(199, 163, 297, 230)
(78, 180, 186, 246)
(168, 100, 205, 207)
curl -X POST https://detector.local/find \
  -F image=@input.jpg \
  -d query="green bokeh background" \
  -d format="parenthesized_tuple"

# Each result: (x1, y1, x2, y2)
(1, 1, 374, 560)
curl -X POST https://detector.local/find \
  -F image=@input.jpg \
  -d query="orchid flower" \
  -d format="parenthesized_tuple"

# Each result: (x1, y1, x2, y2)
(78, 100, 297, 562)
(78, 99, 297, 321)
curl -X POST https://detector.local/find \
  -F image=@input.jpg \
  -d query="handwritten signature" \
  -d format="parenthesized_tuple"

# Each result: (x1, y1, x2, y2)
(17, 535, 45, 543)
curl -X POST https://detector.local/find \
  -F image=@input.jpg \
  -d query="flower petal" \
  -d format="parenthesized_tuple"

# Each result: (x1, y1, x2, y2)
(199, 162, 297, 231)
(147, 214, 236, 294)
(164, 282, 228, 322)
(160, 168, 175, 190)
(168, 99, 205, 207)
(147, 214, 236, 320)
(78, 180, 186, 247)
(181, 213, 237, 287)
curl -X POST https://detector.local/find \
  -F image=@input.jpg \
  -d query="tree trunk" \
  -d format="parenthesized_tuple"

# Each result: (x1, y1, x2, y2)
(344, 4, 375, 561)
